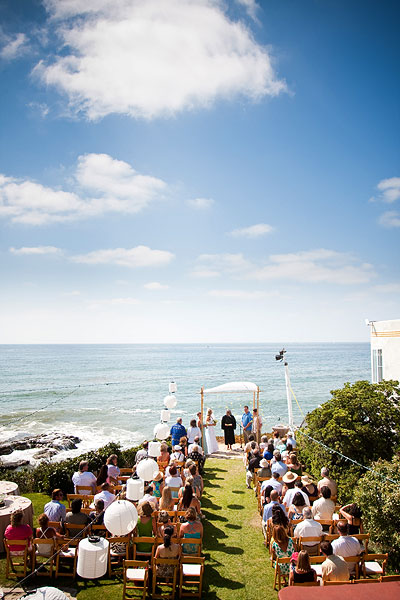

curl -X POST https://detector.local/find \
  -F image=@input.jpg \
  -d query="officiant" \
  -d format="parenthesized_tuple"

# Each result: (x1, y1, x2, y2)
(221, 409, 236, 450)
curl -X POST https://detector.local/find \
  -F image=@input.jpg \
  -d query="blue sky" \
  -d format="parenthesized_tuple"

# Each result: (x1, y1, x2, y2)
(0, 0, 399, 343)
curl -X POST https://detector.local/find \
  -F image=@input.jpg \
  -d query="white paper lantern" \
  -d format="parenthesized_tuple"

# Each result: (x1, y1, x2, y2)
(126, 478, 144, 502)
(26, 588, 70, 600)
(164, 394, 177, 409)
(148, 441, 161, 458)
(104, 500, 138, 536)
(136, 458, 159, 482)
(154, 422, 170, 440)
(161, 409, 170, 422)
(77, 537, 109, 579)
(169, 381, 177, 394)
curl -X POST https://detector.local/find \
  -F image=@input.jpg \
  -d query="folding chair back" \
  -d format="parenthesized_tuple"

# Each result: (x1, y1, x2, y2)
(67, 493, 94, 508)
(64, 522, 88, 539)
(297, 537, 321, 555)
(273, 556, 291, 591)
(380, 575, 400, 582)
(4, 538, 30, 578)
(362, 552, 388, 578)
(55, 538, 79, 578)
(179, 556, 205, 598)
(75, 485, 94, 495)
(152, 557, 179, 600)
(123, 559, 149, 600)
(132, 536, 156, 561)
(32, 537, 55, 577)
(108, 535, 131, 576)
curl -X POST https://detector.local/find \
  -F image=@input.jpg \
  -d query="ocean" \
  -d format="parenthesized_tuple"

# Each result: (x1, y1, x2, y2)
(0, 343, 370, 464)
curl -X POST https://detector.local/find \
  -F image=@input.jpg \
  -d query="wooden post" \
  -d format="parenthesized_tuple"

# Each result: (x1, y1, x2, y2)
(257, 386, 260, 435)
(200, 387, 204, 445)
(253, 390, 256, 411)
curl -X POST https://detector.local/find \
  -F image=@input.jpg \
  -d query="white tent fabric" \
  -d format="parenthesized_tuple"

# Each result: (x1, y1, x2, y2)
(203, 381, 258, 394)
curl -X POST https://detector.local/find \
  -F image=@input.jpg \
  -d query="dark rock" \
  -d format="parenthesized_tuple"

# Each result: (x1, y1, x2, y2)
(0, 458, 30, 469)
(0, 444, 13, 456)
(32, 448, 58, 460)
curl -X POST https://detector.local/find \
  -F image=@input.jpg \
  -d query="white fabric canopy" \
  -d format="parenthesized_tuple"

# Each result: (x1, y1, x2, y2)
(203, 381, 258, 394)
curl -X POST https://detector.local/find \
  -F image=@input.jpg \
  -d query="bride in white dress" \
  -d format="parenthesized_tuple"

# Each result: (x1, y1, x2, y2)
(205, 408, 219, 455)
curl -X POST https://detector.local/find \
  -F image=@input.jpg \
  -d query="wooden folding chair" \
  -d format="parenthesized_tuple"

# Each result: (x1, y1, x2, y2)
(4, 539, 31, 579)
(308, 555, 326, 579)
(152, 557, 179, 600)
(314, 519, 333, 532)
(123, 559, 149, 600)
(108, 535, 131, 577)
(352, 533, 370, 552)
(380, 575, 400, 582)
(273, 555, 291, 590)
(91, 524, 109, 537)
(323, 581, 352, 586)
(120, 468, 133, 475)
(76, 485, 95, 495)
(64, 522, 88, 539)
(361, 553, 388, 578)
(179, 537, 202, 557)
(297, 536, 321, 555)
(132, 536, 156, 562)
(342, 555, 363, 578)
(67, 493, 94, 508)
(55, 538, 79, 578)
(292, 582, 320, 586)
(32, 538, 55, 577)
(169, 487, 180, 499)
(47, 520, 62, 532)
(353, 578, 380, 584)
(179, 556, 205, 598)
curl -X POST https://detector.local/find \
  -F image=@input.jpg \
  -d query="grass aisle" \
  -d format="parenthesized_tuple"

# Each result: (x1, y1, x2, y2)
(202, 458, 277, 600)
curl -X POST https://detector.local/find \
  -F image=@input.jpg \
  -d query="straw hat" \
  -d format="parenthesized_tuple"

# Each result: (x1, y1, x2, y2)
(301, 475, 314, 485)
(282, 471, 297, 484)
(153, 472, 164, 482)
(174, 445, 182, 451)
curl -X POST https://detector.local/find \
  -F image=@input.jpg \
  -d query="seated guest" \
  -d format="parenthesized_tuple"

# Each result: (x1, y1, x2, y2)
(339, 503, 363, 534)
(36, 513, 63, 555)
(44, 489, 66, 522)
(4, 510, 33, 553)
(271, 452, 288, 477)
(331, 520, 362, 575)
(187, 444, 205, 473)
(301, 475, 318, 502)
(321, 540, 349, 582)
(65, 499, 90, 526)
(179, 507, 203, 554)
(72, 460, 96, 494)
(152, 472, 164, 499)
(269, 505, 290, 533)
(106, 454, 120, 484)
(188, 436, 203, 455)
(93, 482, 116, 509)
(177, 483, 201, 516)
(154, 526, 181, 576)
(293, 506, 322, 553)
(261, 471, 283, 496)
(262, 490, 285, 537)
(289, 550, 317, 585)
(262, 485, 274, 507)
(259, 435, 269, 452)
(89, 499, 105, 525)
(170, 445, 185, 463)
(136, 502, 157, 553)
(283, 477, 310, 507)
(135, 441, 149, 464)
(188, 463, 204, 497)
(286, 431, 297, 449)
(258, 458, 272, 479)
(318, 467, 337, 497)
(263, 442, 275, 461)
(160, 486, 175, 511)
(157, 510, 177, 538)
(270, 525, 295, 578)
(281, 443, 292, 463)
(272, 431, 281, 448)
(312, 485, 335, 522)
(165, 465, 183, 497)
(139, 485, 159, 510)
(287, 453, 302, 476)
(276, 437, 287, 453)
(287, 492, 307, 521)
(246, 448, 262, 488)
(179, 437, 188, 457)
(96, 465, 109, 489)
(157, 442, 170, 469)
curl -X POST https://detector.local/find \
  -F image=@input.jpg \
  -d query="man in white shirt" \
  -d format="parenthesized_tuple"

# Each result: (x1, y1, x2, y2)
(135, 441, 149, 464)
(312, 485, 335, 521)
(72, 460, 97, 494)
(331, 520, 362, 575)
(188, 437, 204, 454)
(286, 431, 297, 449)
(138, 485, 159, 510)
(318, 467, 337, 497)
(282, 475, 310, 507)
(293, 507, 323, 551)
(93, 483, 116, 509)
(321, 541, 350, 582)
(261, 472, 283, 496)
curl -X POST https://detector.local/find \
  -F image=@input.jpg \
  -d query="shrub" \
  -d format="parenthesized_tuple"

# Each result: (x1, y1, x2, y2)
(355, 455, 400, 571)
(296, 379, 400, 501)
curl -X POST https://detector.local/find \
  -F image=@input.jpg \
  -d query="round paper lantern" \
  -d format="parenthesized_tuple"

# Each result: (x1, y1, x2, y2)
(164, 394, 177, 409)
(154, 422, 170, 440)
(77, 537, 109, 578)
(136, 458, 159, 482)
(161, 409, 170, 422)
(25, 588, 70, 600)
(104, 500, 138, 536)
(169, 381, 178, 394)
(148, 441, 161, 458)
(126, 478, 144, 502)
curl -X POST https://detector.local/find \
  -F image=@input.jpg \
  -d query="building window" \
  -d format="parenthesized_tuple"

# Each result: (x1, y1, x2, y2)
(372, 349, 383, 383)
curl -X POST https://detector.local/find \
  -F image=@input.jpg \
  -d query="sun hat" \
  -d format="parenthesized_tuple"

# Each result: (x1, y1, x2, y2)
(282, 471, 297, 484)
(174, 445, 182, 451)
(301, 475, 314, 485)
(260, 459, 269, 468)
(153, 472, 163, 482)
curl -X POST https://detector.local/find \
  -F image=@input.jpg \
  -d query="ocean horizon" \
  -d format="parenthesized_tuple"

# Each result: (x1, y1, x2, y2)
(0, 342, 370, 465)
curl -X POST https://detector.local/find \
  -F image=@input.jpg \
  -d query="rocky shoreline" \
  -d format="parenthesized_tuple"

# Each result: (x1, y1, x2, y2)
(0, 433, 81, 469)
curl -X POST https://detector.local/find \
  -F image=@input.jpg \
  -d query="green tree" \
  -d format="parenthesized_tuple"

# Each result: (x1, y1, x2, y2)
(355, 455, 400, 570)
(296, 380, 400, 501)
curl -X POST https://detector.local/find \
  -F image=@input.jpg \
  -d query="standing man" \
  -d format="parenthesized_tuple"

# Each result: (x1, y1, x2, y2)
(242, 405, 253, 445)
(252, 408, 262, 444)
(221, 409, 236, 450)
(170, 418, 187, 448)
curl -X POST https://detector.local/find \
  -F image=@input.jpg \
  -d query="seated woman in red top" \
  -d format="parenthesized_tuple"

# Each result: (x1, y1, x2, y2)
(4, 509, 33, 554)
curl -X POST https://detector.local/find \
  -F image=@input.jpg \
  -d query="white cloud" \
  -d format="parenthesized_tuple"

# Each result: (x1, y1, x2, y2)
(27, 102, 50, 118)
(195, 248, 374, 284)
(375, 177, 400, 203)
(0, 32, 28, 60)
(0, 153, 167, 225)
(71, 246, 174, 268)
(230, 223, 273, 238)
(373, 283, 400, 294)
(208, 289, 268, 299)
(191, 269, 221, 279)
(36, 0, 286, 120)
(187, 197, 214, 210)
(235, 0, 259, 22)
(379, 210, 400, 228)
(144, 282, 169, 290)
(10, 245, 62, 255)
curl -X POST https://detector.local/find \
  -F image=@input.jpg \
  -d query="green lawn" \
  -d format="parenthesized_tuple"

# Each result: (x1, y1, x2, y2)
(1, 460, 277, 599)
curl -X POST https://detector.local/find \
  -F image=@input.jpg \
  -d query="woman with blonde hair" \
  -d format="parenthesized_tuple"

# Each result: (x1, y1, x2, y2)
(106, 454, 120, 484)
(157, 443, 170, 471)
(160, 486, 175, 511)
(177, 483, 201, 516)
(287, 453, 302, 477)
(4, 510, 33, 554)
(289, 550, 317, 585)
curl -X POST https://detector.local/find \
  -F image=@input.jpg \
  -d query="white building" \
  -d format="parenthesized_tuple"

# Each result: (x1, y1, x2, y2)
(368, 319, 400, 383)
